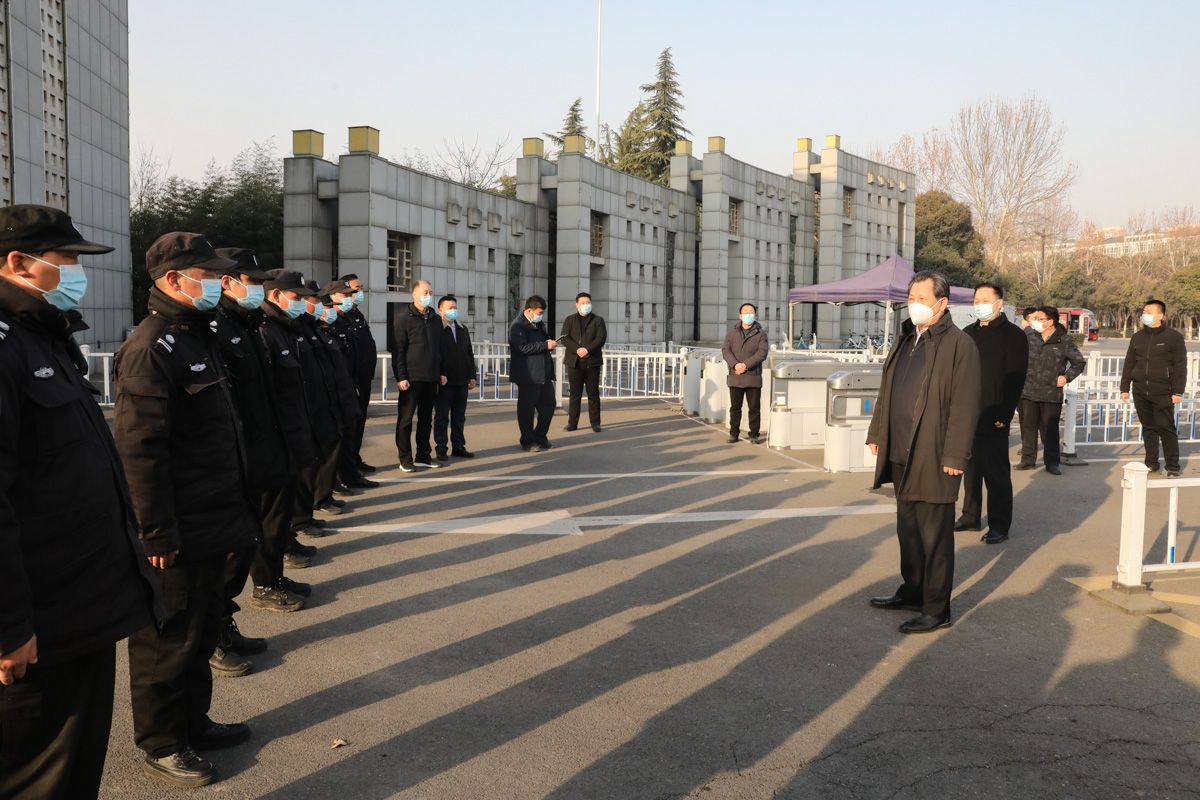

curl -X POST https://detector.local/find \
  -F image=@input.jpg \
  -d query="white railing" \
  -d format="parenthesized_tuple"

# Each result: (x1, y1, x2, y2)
(596, 351, 684, 398)
(1115, 462, 1200, 589)
(1061, 391, 1200, 448)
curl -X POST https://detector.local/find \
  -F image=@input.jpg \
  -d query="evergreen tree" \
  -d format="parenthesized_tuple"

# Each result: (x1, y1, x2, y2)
(638, 47, 689, 185)
(913, 190, 987, 287)
(545, 97, 591, 156)
(610, 102, 654, 180)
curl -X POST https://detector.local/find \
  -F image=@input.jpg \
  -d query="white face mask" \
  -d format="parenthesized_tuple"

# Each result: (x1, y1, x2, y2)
(972, 302, 996, 320)
(1031, 320, 1046, 333)
(908, 301, 935, 326)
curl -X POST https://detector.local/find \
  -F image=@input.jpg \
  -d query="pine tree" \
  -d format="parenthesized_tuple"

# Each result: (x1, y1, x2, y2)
(545, 97, 592, 156)
(610, 102, 654, 180)
(639, 48, 689, 185)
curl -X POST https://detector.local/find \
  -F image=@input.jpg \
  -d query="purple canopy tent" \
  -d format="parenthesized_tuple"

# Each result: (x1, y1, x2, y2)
(786, 255, 974, 353)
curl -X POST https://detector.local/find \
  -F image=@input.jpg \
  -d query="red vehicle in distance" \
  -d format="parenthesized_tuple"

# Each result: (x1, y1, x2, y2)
(1058, 308, 1099, 341)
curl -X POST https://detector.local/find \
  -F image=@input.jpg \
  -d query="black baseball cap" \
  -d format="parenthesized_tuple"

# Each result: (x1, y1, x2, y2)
(263, 270, 317, 296)
(145, 232, 236, 279)
(320, 279, 354, 297)
(0, 204, 114, 256)
(215, 247, 272, 281)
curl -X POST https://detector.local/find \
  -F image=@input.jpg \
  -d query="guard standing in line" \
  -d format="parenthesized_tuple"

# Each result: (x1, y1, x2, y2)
(435, 294, 478, 460)
(1121, 299, 1188, 477)
(115, 232, 261, 788)
(509, 294, 557, 452)
(317, 281, 376, 490)
(0, 205, 158, 799)
(260, 270, 322, 561)
(560, 291, 607, 433)
(212, 248, 306, 675)
(335, 273, 379, 473)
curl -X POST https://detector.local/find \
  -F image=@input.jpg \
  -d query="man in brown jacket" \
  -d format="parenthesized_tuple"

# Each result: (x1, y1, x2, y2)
(866, 272, 981, 634)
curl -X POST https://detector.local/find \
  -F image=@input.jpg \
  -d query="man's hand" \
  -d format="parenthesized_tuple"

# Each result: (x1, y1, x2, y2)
(734, 363, 747, 375)
(0, 635, 37, 686)
(1173, 394, 1183, 405)
(148, 551, 178, 569)
(1056, 375, 1068, 388)
(868, 443, 879, 456)
(468, 378, 477, 390)
(546, 338, 557, 350)
(994, 420, 1006, 429)
(943, 465, 963, 476)
(398, 380, 410, 391)
(1121, 392, 1130, 402)
(440, 376, 448, 386)
(577, 347, 588, 358)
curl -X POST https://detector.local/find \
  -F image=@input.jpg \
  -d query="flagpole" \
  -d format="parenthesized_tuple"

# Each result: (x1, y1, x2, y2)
(594, 0, 603, 153)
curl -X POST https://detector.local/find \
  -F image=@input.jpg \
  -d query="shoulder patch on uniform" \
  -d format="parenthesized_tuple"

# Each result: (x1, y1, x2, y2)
(33, 366, 55, 378)
(189, 362, 207, 372)
(155, 337, 174, 353)
(0, 320, 9, 331)
(280, 349, 290, 356)
(165, 334, 175, 344)
(230, 336, 242, 344)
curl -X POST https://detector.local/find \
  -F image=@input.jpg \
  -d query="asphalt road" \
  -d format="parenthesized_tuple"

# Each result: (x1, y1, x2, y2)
(96, 401, 1200, 799)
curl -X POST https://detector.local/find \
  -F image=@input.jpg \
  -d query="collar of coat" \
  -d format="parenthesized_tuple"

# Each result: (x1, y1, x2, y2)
(518, 314, 544, 331)
(0, 275, 87, 339)
(408, 303, 435, 319)
(262, 300, 301, 329)
(148, 287, 217, 330)
(218, 295, 265, 330)
(733, 321, 764, 336)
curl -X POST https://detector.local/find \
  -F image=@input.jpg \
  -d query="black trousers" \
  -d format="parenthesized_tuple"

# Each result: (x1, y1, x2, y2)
(434, 383, 470, 454)
(396, 381, 437, 464)
(222, 544, 255, 627)
(353, 373, 372, 464)
(728, 385, 762, 438)
(893, 464, 955, 620)
(961, 435, 1014, 535)
(0, 644, 115, 800)
(517, 382, 556, 446)
(129, 556, 225, 759)
(1019, 398, 1061, 467)
(566, 363, 602, 427)
(315, 436, 342, 504)
(291, 452, 319, 533)
(251, 482, 293, 588)
(1134, 393, 1181, 471)
(337, 424, 364, 485)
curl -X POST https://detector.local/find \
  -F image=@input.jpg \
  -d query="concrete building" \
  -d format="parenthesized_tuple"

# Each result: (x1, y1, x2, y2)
(284, 126, 914, 348)
(1, 0, 130, 349)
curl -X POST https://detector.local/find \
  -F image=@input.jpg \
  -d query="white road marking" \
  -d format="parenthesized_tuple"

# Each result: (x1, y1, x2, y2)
(336, 504, 896, 537)
(375, 468, 821, 483)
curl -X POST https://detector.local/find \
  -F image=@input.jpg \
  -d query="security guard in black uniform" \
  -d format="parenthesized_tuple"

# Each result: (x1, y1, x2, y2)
(259, 270, 323, 556)
(212, 248, 307, 681)
(337, 273, 379, 472)
(322, 279, 377, 490)
(114, 232, 261, 789)
(298, 283, 348, 517)
(0, 205, 158, 799)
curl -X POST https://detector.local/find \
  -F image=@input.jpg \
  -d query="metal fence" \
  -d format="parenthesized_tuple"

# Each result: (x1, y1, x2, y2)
(1114, 463, 1200, 590)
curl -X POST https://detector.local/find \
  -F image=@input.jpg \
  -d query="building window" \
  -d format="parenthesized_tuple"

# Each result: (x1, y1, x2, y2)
(730, 200, 742, 236)
(468, 244, 477, 261)
(756, 205, 761, 218)
(652, 303, 658, 318)
(487, 296, 495, 316)
(488, 247, 496, 264)
(843, 187, 855, 217)
(763, 307, 769, 320)
(653, 226, 658, 240)
(447, 241, 456, 259)
(625, 302, 631, 318)
(640, 223, 646, 237)
(627, 220, 632, 234)
(468, 295, 476, 315)
(652, 265, 658, 279)
(639, 264, 645, 278)
(639, 302, 645, 318)
(591, 212, 607, 260)
(386, 231, 415, 291)
(626, 262, 632, 276)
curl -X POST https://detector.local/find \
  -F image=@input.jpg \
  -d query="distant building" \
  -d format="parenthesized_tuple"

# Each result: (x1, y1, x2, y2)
(1, 0, 130, 350)
(284, 128, 915, 347)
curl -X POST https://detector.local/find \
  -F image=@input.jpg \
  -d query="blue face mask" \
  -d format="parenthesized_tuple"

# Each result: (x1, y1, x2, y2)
(445, 308, 459, 322)
(19, 255, 87, 312)
(339, 297, 354, 312)
(283, 298, 306, 319)
(741, 313, 756, 325)
(353, 289, 365, 305)
(1142, 313, 1156, 327)
(323, 307, 338, 324)
(418, 294, 434, 308)
(579, 303, 592, 315)
(310, 302, 325, 318)
(532, 313, 544, 324)
(179, 273, 221, 311)
(234, 281, 265, 310)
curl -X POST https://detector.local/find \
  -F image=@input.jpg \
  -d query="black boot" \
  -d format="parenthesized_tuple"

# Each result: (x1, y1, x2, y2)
(221, 618, 267, 655)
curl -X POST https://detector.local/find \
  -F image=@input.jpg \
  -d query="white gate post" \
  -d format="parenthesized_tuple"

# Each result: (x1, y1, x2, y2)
(1115, 462, 1150, 589)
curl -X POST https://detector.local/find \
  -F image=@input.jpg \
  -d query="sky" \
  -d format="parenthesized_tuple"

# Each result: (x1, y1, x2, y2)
(129, 0, 1198, 228)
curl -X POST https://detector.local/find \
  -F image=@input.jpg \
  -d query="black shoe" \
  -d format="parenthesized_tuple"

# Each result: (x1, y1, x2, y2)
(192, 719, 251, 751)
(726, 435, 739, 444)
(333, 484, 361, 497)
(223, 620, 267, 655)
(564, 424, 578, 432)
(526, 443, 546, 453)
(284, 551, 311, 569)
(327, 497, 347, 508)
(358, 462, 378, 474)
(1045, 464, 1062, 475)
(748, 435, 763, 444)
(982, 531, 1010, 544)
(142, 749, 215, 788)
(591, 425, 602, 433)
(869, 594, 921, 612)
(1167, 469, 1183, 478)
(414, 459, 443, 469)
(251, 584, 305, 612)
(278, 576, 312, 598)
(899, 614, 952, 634)
(398, 461, 416, 473)
(288, 542, 317, 557)
(537, 439, 553, 450)
(209, 647, 252, 678)
(1014, 460, 1035, 470)
(314, 503, 344, 518)
(297, 524, 329, 538)
(436, 451, 449, 461)
(344, 477, 380, 489)
(954, 517, 982, 532)
(451, 449, 475, 458)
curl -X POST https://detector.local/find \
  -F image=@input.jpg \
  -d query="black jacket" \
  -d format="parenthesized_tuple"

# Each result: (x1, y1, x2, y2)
(1120, 324, 1187, 397)
(260, 304, 317, 468)
(319, 318, 365, 427)
(509, 315, 555, 385)
(963, 314, 1030, 437)
(296, 315, 343, 443)
(722, 322, 770, 388)
(113, 289, 260, 561)
(391, 304, 444, 384)
(0, 280, 157, 664)
(560, 313, 608, 368)
(215, 298, 291, 489)
(867, 314, 981, 504)
(342, 307, 378, 385)
(1021, 326, 1085, 403)
(441, 321, 477, 385)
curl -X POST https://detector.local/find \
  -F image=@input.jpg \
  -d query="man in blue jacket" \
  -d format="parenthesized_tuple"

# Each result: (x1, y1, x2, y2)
(509, 295, 557, 452)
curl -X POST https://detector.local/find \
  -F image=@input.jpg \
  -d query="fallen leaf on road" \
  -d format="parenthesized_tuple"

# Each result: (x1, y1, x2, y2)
(331, 738, 349, 749)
